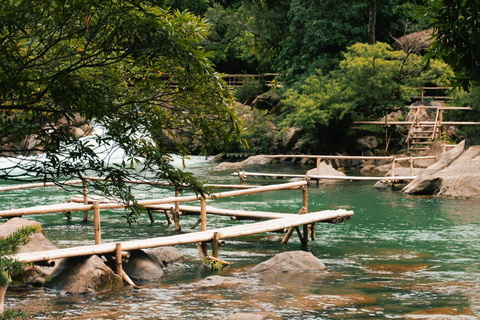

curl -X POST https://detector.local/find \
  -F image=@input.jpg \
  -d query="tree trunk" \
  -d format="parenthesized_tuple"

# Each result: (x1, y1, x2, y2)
(368, 0, 377, 44)
(0, 285, 7, 315)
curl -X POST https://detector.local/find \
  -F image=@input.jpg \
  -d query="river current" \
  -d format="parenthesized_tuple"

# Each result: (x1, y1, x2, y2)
(1, 157, 479, 319)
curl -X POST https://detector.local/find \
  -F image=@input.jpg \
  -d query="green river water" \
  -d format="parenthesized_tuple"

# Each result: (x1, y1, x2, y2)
(1, 158, 479, 319)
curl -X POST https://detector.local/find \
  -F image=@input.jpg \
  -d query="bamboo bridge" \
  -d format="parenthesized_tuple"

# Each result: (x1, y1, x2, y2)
(0, 180, 353, 283)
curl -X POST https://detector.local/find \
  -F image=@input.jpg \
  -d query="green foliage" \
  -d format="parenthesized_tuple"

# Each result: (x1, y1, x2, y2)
(420, 0, 480, 86)
(338, 42, 454, 118)
(0, 310, 27, 320)
(278, 42, 456, 152)
(234, 77, 263, 104)
(0, 226, 39, 287)
(202, 257, 224, 271)
(0, 1, 243, 215)
(243, 109, 278, 154)
(448, 83, 480, 145)
(280, 72, 355, 153)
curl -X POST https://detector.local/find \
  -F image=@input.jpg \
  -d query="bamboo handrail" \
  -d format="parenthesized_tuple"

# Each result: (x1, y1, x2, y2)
(12, 210, 354, 263)
(0, 181, 307, 218)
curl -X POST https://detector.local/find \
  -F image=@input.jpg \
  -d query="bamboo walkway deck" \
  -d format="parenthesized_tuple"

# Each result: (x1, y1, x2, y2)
(12, 209, 353, 263)
(232, 171, 417, 182)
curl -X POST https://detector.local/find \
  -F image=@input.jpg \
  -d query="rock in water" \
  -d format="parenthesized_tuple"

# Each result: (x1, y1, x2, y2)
(403, 141, 480, 198)
(45, 255, 123, 294)
(251, 251, 326, 273)
(122, 250, 164, 282)
(147, 247, 184, 266)
(0, 218, 61, 285)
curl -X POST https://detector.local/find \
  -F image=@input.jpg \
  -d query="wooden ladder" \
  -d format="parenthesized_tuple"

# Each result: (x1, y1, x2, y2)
(407, 106, 441, 153)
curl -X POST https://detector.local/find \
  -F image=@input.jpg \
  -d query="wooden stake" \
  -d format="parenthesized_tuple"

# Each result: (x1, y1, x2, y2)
(174, 188, 181, 232)
(115, 243, 123, 276)
(212, 232, 220, 258)
(391, 157, 396, 177)
(281, 227, 295, 244)
(93, 202, 101, 245)
(302, 186, 308, 213)
(82, 179, 89, 223)
(163, 209, 173, 225)
(196, 242, 206, 259)
(316, 158, 321, 175)
(410, 157, 414, 176)
(295, 226, 307, 245)
(310, 223, 316, 240)
(200, 198, 207, 231)
(147, 209, 155, 223)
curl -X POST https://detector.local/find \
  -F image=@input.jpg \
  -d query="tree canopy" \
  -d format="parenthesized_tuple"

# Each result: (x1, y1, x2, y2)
(0, 0, 242, 215)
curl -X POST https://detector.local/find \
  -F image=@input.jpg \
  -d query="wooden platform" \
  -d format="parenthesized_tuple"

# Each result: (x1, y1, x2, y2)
(12, 209, 353, 263)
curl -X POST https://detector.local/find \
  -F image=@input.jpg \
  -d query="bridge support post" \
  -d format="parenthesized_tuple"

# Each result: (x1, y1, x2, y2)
(200, 198, 208, 256)
(174, 188, 181, 232)
(93, 202, 101, 244)
(82, 178, 89, 222)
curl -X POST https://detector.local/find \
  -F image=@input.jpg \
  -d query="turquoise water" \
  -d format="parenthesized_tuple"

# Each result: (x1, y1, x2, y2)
(1, 160, 480, 319)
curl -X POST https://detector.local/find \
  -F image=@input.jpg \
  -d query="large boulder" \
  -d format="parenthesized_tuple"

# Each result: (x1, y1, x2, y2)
(250, 251, 326, 273)
(122, 250, 164, 282)
(403, 142, 480, 197)
(217, 155, 272, 170)
(147, 247, 184, 266)
(306, 161, 347, 182)
(0, 218, 61, 285)
(227, 312, 279, 320)
(45, 255, 123, 294)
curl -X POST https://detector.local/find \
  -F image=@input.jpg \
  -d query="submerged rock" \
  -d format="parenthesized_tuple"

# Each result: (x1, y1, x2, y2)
(226, 312, 279, 320)
(123, 250, 164, 282)
(45, 255, 123, 294)
(147, 247, 184, 266)
(251, 251, 326, 273)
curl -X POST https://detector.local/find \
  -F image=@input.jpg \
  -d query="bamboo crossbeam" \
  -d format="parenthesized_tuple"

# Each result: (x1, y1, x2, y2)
(145, 204, 292, 219)
(0, 202, 92, 218)
(0, 181, 307, 218)
(0, 180, 84, 193)
(355, 121, 480, 125)
(263, 155, 395, 160)
(232, 172, 417, 181)
(408, 106, 471, 110)
(12, 209, 353, 263)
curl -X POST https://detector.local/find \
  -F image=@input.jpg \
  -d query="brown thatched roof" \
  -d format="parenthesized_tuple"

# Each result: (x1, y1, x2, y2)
(393, 29, 435, 53)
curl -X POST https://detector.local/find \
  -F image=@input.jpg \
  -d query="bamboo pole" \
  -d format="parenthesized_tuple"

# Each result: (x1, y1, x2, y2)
(410, 157, 414, 176)
(82, 179, 89, 223)
(13, 210, 354, 263)
(316, 158, 321, 175)
(93, 202, 101, 245)
(212, 232, 220, 258)
(200, 198, 208, 257)
(174, 188, 181, 232)
(115, 243, 123, 276)
(391, 158, 396, 177)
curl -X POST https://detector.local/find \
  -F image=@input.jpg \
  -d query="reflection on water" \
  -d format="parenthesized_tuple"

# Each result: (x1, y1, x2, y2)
(1, 160, 480, 319)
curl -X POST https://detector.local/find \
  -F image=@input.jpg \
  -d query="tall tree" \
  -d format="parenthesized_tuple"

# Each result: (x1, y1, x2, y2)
(0, 0, 242, 216)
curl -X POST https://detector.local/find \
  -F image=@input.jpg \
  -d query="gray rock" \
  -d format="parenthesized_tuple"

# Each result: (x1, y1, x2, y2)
(403, 141, 480, 197)
(45, 255, 123, 294)
(70, 127, 85, 139)
(123, 250, 164, 282)
(147, 247, 184, 266)
(0, 218, 42, 238)
(360, 165, 378, 173)
(357, 136, 378, 150)
(306, 161, 346, 177)
(0, 218, 62, 285)
(251, 251, 326, 273)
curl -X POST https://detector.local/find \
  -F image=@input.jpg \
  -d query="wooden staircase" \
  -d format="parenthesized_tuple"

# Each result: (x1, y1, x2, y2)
(407, 106, 441, 153)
